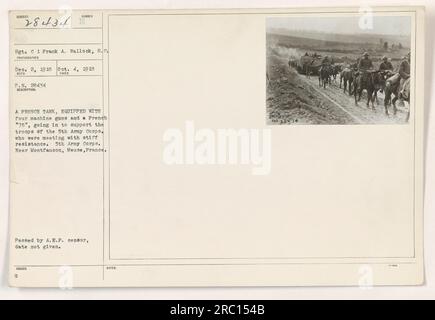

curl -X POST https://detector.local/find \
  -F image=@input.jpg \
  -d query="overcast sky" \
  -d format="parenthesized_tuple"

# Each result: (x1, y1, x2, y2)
(267, 15, 411, 36)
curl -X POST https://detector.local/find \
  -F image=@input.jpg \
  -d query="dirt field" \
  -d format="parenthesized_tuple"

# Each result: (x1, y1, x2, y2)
(266, 34, 410, 125)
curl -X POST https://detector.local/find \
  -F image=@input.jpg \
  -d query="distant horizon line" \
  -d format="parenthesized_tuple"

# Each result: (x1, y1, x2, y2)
(267, 27, 411, 37)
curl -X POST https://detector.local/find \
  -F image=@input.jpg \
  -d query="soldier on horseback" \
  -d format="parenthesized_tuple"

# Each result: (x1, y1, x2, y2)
(353, 52, 377, 107)
(384, 52, 411, 117)
(321, 55, 331, 66)
(379, 56, 394, 72)
(358, 52, 373, 71)
(356, 52, 374, 88)
(398, 52, 411, 89)
(319, 55, 332, 88)
(386, 53, 410, 90)
(377, 56, 394, 94)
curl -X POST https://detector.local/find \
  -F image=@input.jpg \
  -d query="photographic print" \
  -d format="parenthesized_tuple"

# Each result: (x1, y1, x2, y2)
(266, 15, 412, 125)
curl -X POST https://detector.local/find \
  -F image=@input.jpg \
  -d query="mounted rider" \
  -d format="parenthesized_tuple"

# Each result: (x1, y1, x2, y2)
(356, 52, 374, 87)
(378, 56, 394, 93)
(358, 52, 374, 71)
(399, 52, 411, 83)
(321, 55, 331, 66)
(399, 52, 411, 100)
(379, 56, 394, 73)
(320, 55, 331, 72)
(385, 52, 411, 99)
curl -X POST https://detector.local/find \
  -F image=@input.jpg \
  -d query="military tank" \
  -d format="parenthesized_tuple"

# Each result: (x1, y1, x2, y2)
(296, 54, 322, 75)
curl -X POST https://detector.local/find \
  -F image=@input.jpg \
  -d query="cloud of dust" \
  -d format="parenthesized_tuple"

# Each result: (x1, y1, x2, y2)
(268, 43, 301, 60)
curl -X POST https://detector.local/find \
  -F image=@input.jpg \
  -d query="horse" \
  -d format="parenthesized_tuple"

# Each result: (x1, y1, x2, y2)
(384, 77, 400, 115)
(400, 78, 411, 101)
(353, 70, 380, 109)
(331, 64, 343, 84)
(369, 71, 388, 109)
(304, 63, 313, 79)
(400, 78, 411, 121)
(340, 68, 355, 95)
(384, 75, 410, 119)
(319, 65, 332, 89)
(288, 59, 298, 69)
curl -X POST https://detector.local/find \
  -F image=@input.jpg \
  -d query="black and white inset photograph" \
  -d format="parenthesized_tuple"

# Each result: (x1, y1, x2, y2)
(266, 15, 412, 125)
